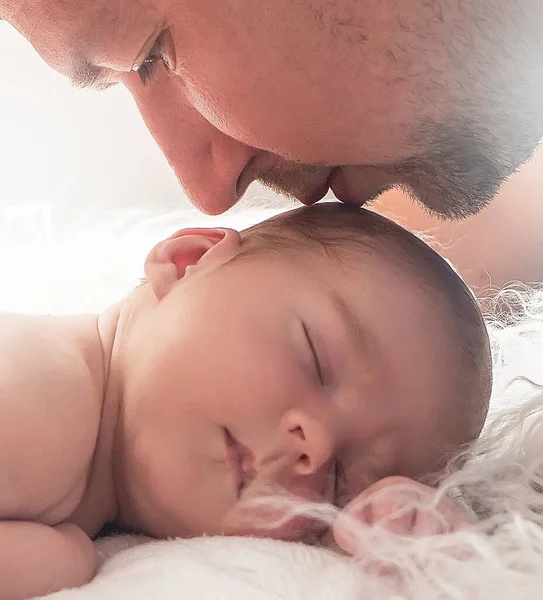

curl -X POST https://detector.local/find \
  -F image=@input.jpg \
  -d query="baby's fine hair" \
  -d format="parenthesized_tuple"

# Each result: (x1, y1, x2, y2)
(239, 202, 492, 470)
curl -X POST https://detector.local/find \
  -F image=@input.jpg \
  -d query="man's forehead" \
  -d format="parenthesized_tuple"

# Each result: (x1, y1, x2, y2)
(16, 0, 158, 75)
(67, 1, 136, 60)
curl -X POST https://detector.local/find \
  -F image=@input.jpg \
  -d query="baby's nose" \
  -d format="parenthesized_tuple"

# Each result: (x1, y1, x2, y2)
(280, 409, 335, 477)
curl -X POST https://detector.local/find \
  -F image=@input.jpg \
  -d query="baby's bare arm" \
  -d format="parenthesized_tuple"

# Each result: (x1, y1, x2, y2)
(0, 314, 103, 520)
(0, 521, 97, 600)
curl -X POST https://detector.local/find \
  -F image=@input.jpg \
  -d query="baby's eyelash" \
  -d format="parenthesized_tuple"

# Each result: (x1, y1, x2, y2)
(302, 323, 324, 385)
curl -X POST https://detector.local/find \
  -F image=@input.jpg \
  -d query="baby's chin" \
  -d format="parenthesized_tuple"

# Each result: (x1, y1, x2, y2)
(219, 489, 333, 543)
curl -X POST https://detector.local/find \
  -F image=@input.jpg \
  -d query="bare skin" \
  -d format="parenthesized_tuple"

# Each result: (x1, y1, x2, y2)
(0, 312, 119, 598)
(0, 210, 488, 599)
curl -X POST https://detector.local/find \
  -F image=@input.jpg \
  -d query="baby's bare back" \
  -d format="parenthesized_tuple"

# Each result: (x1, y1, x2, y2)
(0, 314, 108, 599)
(0, 314, 102, 524)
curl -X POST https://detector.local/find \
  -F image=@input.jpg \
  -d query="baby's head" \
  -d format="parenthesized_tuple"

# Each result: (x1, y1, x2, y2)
(114, 203, 491, 541)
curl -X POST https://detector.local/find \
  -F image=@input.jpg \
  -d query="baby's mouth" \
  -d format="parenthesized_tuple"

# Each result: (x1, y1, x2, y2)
(224, 428, 255, 497)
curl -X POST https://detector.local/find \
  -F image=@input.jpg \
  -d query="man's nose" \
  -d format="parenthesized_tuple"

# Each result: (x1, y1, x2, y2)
(124, 72, 259, 215)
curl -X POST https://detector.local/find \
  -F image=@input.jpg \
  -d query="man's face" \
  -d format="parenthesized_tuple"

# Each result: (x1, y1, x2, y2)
(118, 247, 460, 541)
(8, 0, 540, 216)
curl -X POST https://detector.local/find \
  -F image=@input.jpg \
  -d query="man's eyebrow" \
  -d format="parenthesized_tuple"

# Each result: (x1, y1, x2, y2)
(70, 60, 119, 91)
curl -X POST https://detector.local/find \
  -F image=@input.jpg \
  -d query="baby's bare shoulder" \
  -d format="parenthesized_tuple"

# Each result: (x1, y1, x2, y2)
(0, 314, 102, 521)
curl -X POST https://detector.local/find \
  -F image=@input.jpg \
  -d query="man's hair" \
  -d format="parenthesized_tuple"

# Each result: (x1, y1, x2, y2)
(239, 203, 492, 461)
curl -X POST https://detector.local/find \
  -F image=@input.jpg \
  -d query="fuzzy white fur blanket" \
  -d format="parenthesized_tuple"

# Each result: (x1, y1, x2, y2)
(2, 204, 543, 600)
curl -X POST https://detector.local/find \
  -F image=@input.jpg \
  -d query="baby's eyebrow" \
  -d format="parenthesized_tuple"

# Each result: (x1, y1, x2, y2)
(70, 60, 119, 90)
(329, 291, 377, 362)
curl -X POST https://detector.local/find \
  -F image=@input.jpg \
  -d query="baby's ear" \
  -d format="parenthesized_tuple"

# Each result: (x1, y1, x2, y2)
(144, 228, 241, 300)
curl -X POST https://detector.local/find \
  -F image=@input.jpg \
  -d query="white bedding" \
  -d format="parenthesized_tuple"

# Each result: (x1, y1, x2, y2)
(45, 535, 374, 600)
(2, 204, 543, 600)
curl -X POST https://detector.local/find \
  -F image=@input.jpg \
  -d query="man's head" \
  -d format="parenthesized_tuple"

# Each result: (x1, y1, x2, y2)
(113, 203, 491, 541)
(6, 0, 543, 216)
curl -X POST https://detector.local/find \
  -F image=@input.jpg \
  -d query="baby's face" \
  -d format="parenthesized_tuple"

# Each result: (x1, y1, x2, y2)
(119, 247, 458, 540)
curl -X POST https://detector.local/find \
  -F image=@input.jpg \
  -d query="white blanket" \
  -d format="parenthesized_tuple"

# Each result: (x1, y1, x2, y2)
(46, 536, 376, 600)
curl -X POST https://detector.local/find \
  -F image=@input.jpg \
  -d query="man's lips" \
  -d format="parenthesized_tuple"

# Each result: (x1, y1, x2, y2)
(301, 168, 364, 207)
(235, 155, 336, 207)
(301, 178, 332, 206)
(295, 168, 341, 206)
(235, 154, 375, 209)
(224, 428, 255, 497)
(327, 167, 363, 205)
